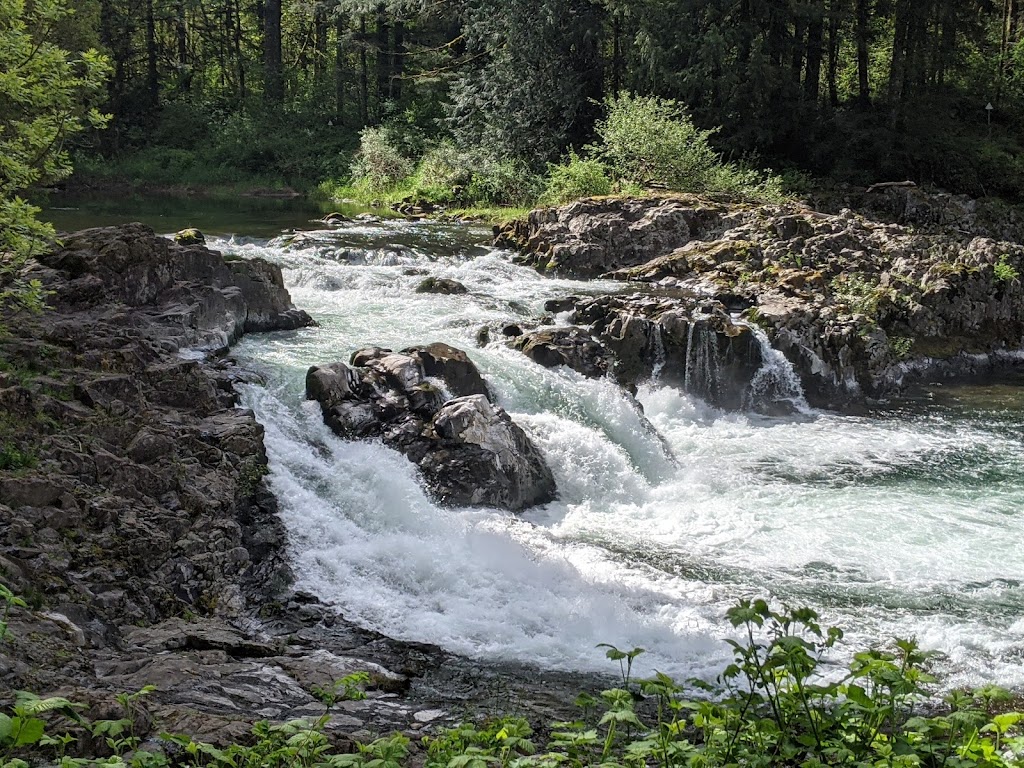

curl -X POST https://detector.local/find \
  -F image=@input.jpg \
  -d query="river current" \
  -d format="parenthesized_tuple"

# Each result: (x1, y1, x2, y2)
(44, 199, 1024, 689)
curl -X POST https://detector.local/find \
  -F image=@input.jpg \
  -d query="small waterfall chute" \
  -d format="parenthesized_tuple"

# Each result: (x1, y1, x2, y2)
(683, 316, 722, 403)
(739, 321, 812, 414)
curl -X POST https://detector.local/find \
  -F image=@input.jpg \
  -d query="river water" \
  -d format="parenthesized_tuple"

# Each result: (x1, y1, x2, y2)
(43, 196, 1024, 690)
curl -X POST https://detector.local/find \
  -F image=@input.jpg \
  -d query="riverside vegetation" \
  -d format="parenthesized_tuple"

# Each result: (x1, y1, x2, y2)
(3, 585, 1024, 768)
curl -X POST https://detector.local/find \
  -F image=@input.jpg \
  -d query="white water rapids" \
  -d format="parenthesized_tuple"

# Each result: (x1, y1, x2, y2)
(219, 218, 1024, 690)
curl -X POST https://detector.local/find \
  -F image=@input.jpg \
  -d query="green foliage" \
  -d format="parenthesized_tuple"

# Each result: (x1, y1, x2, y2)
(995, 255, 1021, 284)
(349, 127, 416, 195)
(0, 443, 36, 471)
(593, 93, 785, 202)
(540, 153, 613, 206)
(0, 582, 28, 642)
(3, 588, 1024, 768)
(0, 0, 108, 321)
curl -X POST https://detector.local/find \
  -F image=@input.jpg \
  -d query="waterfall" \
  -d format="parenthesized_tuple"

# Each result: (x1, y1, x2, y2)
(648, 322, 667, 383)
(739, 321, 811, 413)
(682, 317, 720, 403)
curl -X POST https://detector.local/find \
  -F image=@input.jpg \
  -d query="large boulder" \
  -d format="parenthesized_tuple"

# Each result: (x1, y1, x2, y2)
(38, 223, 314, 348)
(306, 345, 556, 511)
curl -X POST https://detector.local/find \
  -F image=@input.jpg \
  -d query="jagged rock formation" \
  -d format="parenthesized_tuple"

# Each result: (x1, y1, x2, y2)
(306, 343, 556, 511)
(0, 225, 587, 745)
(497, 196, 1024, 407)
(511, 296, 766, 411)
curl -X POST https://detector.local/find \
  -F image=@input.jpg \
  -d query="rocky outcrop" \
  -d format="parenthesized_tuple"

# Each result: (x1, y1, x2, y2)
(494, 196, 728, 278)
(306, 343, 556, 511)
(498, 196, 1024, 408)
(511, 295, 766, 410)
(41, 223, 313, 348)
(0, 225, 606, 750)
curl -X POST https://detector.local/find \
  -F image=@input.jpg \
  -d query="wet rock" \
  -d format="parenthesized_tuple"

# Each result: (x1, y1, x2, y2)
(502, 195, 1024, 407)
(501, 324, 523, 338)
(415, 276, 468, 295)
(306, 345, 555, 511)
(511, 327, 610, 380)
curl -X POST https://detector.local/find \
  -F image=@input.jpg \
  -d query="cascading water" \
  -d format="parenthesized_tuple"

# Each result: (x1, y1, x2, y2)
(206, 216, 1024, 690)
(740, 321, 812, 414)
(682, 318, 720, 403)
(648, 323, 667, 383)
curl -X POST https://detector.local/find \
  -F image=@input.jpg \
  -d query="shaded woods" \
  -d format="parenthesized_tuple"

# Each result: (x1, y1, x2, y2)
(47, 0, 1024, 198)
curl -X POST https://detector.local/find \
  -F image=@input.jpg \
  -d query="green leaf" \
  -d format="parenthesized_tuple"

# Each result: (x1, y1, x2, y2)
(13, 717, 46, 747)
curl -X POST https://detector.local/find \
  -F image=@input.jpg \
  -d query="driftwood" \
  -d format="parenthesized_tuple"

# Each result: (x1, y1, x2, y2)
(866, 180, 917, 193)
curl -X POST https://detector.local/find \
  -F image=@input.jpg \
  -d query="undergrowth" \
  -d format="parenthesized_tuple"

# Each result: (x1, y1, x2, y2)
(2, 586, 1023, 768)
(324, 94, 789, 217)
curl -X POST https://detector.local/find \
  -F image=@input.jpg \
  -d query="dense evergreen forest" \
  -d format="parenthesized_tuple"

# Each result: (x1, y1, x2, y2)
(23, 0, 1024, 201)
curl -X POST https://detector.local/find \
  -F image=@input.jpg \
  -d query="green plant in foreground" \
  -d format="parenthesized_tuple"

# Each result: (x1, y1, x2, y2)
(2, 585, 1023, 768)
(0, 583, 27, 641)
(995, 255, 1020, 284)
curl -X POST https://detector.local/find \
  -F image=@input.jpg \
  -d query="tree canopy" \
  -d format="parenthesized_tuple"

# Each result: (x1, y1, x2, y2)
(27, 0, 1024, 200)
(0, 0, 108, 317)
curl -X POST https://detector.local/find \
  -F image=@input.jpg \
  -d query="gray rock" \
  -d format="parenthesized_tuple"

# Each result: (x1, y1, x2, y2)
(306, 345, 555, 511)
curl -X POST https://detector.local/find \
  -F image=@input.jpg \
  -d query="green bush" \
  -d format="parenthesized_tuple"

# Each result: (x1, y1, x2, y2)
(594, 93, 785, 202)
(540, 152, 613, 205)
(465, 156, 543, 207)
(348, 126, 415, 194)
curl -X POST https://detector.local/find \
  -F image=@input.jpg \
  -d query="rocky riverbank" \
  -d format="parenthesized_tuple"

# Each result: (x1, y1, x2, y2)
(495, 191, 1024, 408)
(0, 225, 606, 754)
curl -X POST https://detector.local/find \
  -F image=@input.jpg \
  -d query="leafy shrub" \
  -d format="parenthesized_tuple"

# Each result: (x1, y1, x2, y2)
(463, 156, 543, 207)
(540, 152, 613, 205)
(349, 126, 415, 194)
(594, 93, 785, 202)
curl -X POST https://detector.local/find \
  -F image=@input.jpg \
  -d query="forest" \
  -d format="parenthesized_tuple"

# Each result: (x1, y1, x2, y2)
(19, 0, 1020, 205)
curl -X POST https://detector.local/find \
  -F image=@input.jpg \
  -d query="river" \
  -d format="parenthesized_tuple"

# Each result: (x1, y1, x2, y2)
(42, 194, 1024, 690)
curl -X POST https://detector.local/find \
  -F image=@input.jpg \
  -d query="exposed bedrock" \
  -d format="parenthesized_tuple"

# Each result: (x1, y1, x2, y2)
(306, 342, 557, 511)
(497, 195, 1024, 408)
(512, 295, 765, 411)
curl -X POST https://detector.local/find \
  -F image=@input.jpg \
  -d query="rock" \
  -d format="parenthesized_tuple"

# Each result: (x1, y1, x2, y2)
(496, 196, 726, 277)
(415, 277, 468, 295)
(511, 327, 609, 380)
(403, 342, 491, 398)
(174, 228, 206, 245)
(501, 195, 1024, 407)
(475, 326, 491, 347)
(306, 345, 555, 511)
(426, 395, 557, 510)
(501, 324, 523, 338)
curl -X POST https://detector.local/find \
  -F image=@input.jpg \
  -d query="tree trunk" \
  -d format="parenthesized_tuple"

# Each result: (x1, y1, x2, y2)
(263, 0, 283, 103)
(375, 3, 389, 116)
(360, 14, 369, 124)
(856, 0, 871, 105)
(804, 7, 824, 102)
(315, 2, 329, 82)
(888, 0, 911, 104)
(146, 0, 158, 107)
(391, 18, 404, 101)
(827, 0, 841, 106)
(335, 9, 347, 120)
(176, 0, 188, 68)
(233, 0, 246, 100)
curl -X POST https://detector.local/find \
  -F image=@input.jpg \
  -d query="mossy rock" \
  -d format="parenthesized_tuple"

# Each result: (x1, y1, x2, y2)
(173, 228, 206, 246)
